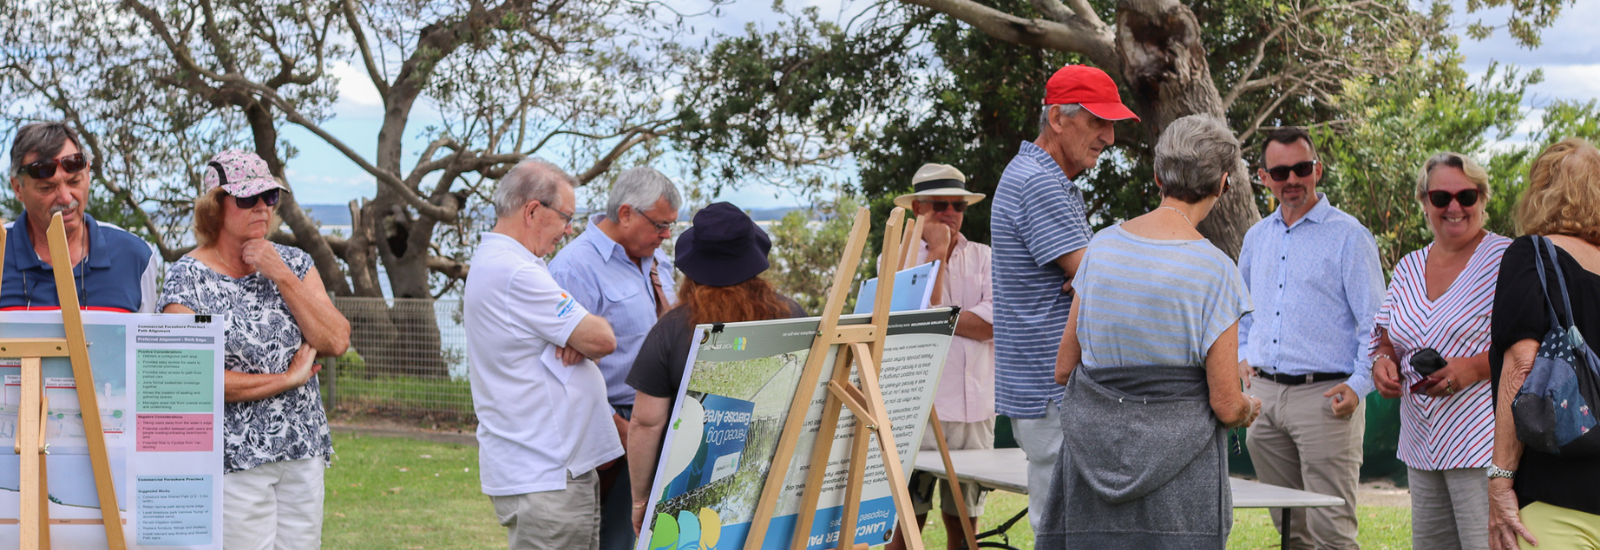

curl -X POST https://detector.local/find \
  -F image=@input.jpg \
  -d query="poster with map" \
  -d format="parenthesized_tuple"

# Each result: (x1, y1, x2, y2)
(636, 308, 955, 550)
(0, 311, 225, 550)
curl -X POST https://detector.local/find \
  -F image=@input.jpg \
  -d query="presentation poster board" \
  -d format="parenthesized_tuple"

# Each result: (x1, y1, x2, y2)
(0, 311, 226, 550)
(852, 261, 938, 315)
(637, 308, 955, 550)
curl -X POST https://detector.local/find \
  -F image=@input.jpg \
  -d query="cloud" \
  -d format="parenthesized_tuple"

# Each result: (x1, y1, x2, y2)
(1533, 64, 1600, 104)
(329, 61, 384, 114)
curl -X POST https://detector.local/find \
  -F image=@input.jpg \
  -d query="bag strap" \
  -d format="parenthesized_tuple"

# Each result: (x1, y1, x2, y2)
(1532, 236, 1564, 329)
(1538, 236, 1579, 330)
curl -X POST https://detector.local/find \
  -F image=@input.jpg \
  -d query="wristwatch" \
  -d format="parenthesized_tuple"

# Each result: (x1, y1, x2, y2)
(1487, 464, 1516, 479)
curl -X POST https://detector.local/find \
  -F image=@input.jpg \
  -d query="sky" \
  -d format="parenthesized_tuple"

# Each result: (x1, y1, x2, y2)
(279, 0, 1600, 210)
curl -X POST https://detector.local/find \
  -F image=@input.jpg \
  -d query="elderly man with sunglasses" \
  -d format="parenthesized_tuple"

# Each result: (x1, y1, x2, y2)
(3, 121, 158, 312)
(548, 165, 681, 550)
(1236, 127, 1384, 550)
(884, 164, 994, 550)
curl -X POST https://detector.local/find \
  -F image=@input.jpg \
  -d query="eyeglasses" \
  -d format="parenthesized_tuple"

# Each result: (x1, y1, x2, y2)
(920, 200, 968, 213)
(636, 209, 673, 234)
(1427, 189, 1480, 208)
(16, 153, 88, 180)
(233, 188, 281, 209)
(1264, 160, 1319, 182)
(538, 203, 575, 228)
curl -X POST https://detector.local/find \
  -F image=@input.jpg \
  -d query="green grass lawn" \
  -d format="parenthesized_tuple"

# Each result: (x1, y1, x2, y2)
(324, 433, 1411, 549)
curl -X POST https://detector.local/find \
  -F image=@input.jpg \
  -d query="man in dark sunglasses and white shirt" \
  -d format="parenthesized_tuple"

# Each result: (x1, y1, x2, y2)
(3, 121, 158, 312)
(1236, 127, 1383, 549)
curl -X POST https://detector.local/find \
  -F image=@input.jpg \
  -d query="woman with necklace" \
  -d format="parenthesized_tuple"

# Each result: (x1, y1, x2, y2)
(1039, 115, 1259, 549)
(158, 150, 350, 549)
(1368, 152, 1508, 550)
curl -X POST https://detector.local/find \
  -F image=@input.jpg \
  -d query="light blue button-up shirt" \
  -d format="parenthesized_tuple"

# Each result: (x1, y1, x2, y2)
(1237, 193, 1383, 397)
(549, 215, 676, 407)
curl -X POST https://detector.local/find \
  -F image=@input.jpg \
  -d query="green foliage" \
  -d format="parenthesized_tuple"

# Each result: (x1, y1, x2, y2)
(767, 194, 872, 314)
(1318, 57, 1532, 270)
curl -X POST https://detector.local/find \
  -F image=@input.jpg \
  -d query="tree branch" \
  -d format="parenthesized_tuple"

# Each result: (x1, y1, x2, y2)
(342, 0, 391, 98)
(895, 0, 1119, 75)
(427, 255, 470, 280)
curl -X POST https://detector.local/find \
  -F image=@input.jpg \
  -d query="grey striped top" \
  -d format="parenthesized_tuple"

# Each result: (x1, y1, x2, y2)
(1073, 225, 1252, 369)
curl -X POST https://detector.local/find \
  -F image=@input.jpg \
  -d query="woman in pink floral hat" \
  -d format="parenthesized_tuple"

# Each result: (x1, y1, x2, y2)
(159, 149, 350, 549)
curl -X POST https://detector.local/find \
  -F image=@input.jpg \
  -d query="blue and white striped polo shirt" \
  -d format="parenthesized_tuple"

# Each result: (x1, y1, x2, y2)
(991, 141, 1093, 419)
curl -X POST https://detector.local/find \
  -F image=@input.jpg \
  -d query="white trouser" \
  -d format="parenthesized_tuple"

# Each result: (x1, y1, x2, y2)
(224, 456, 326, 550)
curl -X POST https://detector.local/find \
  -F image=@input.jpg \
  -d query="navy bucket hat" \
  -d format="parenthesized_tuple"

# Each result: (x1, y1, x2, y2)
(675, 202, 771, 287)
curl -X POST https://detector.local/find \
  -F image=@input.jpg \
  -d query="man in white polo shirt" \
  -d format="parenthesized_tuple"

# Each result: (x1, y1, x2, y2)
(465, 158, 621, 550)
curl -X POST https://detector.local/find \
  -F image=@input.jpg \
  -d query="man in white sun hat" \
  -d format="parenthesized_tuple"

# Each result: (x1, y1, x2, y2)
(886, 163, 994, 550)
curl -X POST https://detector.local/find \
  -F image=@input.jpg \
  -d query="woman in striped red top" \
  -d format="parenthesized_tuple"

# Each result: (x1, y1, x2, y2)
(1369, 152, 1509, 550)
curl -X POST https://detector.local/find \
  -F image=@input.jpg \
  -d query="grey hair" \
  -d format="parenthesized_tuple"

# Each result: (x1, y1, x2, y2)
(492, 158, 575, 219)
(1039, 104, 1084, 133)
(9, 121, 88, 178)
(1415, 151, 1490, 205)
(606, 166, 681, 220)
(1153, 114, 1241, 203)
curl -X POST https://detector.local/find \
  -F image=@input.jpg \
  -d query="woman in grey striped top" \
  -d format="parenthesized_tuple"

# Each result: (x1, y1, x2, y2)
(1037, 114, 1262, 549)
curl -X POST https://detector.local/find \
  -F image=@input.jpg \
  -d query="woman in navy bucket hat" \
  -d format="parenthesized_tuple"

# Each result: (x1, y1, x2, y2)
(622, 202, 807, 533)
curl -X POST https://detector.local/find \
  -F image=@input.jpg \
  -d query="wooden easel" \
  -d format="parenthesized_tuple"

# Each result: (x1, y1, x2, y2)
(0, 213, 127, 550)
(890, 215, 981, 550)
(744, 206, 940, 550)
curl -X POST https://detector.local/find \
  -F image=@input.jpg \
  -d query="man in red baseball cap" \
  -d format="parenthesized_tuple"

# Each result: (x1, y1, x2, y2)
(988, 64, 1138, 531)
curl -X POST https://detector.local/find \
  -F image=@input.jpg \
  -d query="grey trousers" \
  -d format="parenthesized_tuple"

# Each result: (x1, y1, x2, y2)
(1009, 400, 1063, 532)
(1246, 378, 1364, 550)
(1409, 466, 1490, 550)
(491, 469, 601, 550)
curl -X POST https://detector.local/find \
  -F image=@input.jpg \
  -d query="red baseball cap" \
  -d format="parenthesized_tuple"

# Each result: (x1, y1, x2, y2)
(1043, 65, 1140, 122)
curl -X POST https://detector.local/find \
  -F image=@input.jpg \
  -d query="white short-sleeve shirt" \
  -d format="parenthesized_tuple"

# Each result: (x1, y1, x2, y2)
(464, 232, 624, 496)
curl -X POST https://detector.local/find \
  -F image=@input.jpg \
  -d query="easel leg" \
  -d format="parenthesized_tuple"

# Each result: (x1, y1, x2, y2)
(927, 411, 978, 550)
(789, 345, 855, 549)
(850, 343, 923, 550)
(835, 421, 872, 550)
(19, 357, 42, 550)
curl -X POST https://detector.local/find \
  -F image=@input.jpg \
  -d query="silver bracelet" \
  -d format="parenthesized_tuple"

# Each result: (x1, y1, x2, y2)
(1487, 464, 1515, 479)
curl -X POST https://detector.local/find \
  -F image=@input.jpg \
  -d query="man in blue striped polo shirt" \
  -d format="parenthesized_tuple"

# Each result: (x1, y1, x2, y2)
(549, 166, 681, 550)
(990, 64, 1140, 528)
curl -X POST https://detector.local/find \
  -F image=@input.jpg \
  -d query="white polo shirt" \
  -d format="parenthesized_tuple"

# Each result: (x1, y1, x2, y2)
(465, 232, 624, 496)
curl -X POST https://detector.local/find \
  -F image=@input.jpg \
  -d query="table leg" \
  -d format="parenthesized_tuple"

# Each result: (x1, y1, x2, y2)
(1279, 508, 1291, 549)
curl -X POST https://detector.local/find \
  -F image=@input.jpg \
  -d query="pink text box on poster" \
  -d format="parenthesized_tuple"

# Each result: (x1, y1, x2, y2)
(137, 414, 214, 452)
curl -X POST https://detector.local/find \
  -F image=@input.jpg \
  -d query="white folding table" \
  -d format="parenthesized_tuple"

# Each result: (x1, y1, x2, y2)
(914, 447, 1345, 549)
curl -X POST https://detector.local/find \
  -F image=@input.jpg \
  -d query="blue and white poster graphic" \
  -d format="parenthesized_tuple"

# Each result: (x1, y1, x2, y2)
(636, 309, 956, 550)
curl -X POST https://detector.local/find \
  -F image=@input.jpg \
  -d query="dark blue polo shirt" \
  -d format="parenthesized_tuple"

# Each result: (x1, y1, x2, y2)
(1, 212, 157, 312)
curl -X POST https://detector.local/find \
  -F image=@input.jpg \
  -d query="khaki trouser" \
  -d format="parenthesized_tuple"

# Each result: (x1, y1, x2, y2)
(1245, 377, 1364, 550)
(1409, 466, 1490, 550)
(490, 469, 602, 550)
(1009, 400, 1063, 532)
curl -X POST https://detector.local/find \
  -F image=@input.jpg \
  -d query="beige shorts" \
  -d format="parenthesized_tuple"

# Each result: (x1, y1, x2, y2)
(490, 469, 602, 550)
(909, 417, 995, 517)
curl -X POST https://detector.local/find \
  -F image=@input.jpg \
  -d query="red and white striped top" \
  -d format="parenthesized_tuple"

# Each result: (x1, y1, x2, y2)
(1371, 233, 1510, 470)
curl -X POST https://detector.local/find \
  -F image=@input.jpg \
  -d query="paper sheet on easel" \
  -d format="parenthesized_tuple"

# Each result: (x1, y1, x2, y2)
(852, 261, 938, 314)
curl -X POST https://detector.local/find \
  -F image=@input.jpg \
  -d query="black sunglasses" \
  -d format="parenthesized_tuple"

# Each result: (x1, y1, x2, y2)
(1427, 189, 1480, 208)
(16, 153, 88, 179)
(921, 200, 968, 213)
(234, 188, 281, 209)
(1264, 160, 1318, 182)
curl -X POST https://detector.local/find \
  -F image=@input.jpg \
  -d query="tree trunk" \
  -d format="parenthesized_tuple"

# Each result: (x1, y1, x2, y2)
(1115, 0, 1259, 258)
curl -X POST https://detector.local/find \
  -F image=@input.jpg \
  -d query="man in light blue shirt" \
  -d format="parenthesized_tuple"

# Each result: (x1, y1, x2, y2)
(549, 166, 681, 550)
(1237, 128, 1383, 550)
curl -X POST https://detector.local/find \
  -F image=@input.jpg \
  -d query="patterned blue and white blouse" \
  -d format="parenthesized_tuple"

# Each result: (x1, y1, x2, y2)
(159, 243, 333, 473)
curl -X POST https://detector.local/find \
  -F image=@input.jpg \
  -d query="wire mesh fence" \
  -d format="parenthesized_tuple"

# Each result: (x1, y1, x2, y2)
(317, 297, 475, 423)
